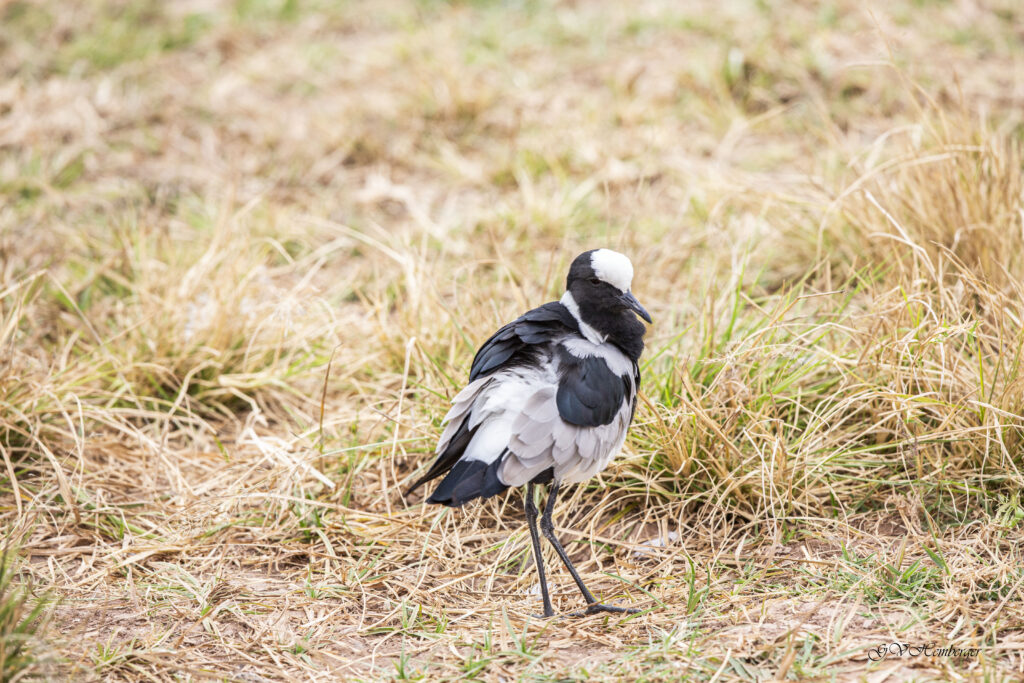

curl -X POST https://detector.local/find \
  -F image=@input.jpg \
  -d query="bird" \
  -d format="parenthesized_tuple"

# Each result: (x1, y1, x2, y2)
(407, 249, 651, 617)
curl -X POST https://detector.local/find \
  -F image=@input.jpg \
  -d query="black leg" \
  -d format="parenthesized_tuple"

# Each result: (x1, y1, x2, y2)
(524, 483, 554, 618)
(540, 482, 638, 616)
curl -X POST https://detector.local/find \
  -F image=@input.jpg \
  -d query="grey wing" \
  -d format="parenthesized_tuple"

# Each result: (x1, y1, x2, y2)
(500, 385, 634, 487)
(435, 377, 492, 455)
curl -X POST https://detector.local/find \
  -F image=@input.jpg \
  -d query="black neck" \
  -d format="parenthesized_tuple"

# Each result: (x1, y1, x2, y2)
(577, 302, 646, 361)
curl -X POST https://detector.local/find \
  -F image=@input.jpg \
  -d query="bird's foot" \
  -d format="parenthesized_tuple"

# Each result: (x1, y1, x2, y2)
(569, 602, 639, 617)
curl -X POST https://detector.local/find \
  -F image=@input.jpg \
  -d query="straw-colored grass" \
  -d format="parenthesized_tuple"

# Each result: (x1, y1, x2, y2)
(2, 0, 1024, 680)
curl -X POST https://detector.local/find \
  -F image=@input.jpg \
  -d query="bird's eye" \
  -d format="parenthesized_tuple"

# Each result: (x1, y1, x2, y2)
(588, 277, 601, 285)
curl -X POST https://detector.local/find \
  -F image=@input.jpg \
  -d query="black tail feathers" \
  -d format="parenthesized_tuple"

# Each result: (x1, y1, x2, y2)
(405, 420, 479, 497)
(424, 457, 508, 507)
(406, 419, 509, 507)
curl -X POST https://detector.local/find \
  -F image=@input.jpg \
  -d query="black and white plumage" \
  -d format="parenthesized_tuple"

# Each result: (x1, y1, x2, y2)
(408, 249, 651, 617)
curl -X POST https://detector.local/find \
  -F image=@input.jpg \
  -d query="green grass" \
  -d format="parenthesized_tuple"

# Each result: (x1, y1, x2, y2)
(0, 547, 51, 681)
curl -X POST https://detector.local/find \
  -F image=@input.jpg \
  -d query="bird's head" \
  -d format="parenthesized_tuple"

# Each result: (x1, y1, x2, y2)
(562, 249, 651, 355)
(565, 249, 651, 324)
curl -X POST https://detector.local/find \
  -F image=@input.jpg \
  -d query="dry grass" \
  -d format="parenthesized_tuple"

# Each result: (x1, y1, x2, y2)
(2, 0, 1024, 680)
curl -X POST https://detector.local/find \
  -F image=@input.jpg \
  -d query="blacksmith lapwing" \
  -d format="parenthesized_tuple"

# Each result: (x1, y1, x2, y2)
(408, 249, 651, 617)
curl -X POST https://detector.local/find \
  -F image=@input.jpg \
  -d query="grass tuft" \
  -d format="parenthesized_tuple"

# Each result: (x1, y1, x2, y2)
(0, 547, 51, 682)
